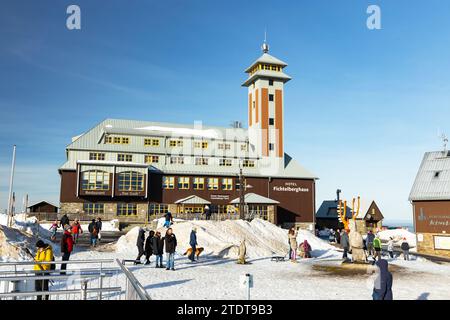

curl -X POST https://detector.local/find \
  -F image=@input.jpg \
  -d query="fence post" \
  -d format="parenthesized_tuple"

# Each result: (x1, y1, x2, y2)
(81, 280, 88, 300)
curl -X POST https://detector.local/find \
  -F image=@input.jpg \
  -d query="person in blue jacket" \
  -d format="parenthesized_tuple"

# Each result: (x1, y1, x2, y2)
(372, 259, 393, 300)
(189, 227, 198, 262)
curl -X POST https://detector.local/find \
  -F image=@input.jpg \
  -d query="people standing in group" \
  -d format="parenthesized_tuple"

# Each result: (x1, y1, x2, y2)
(335, 229, 341, 245)
(341, 229, 350, 260)
(96, 217, 103, 243)
(401, 238, 410, 261)
(189, 227, 197, 262)
(33, 240, 54, 300)
(60, 213, 70, 230)
(372, 259, 393, 300)
(144, 230, 155, 265)
(88, 219, 99, 247)
(60, 225, 74, 275)
(163, 211, 173, 228)
(288, 228, 298, 262)
(366, 230, 375, 257)
(71, 219, 82, 244)
(152, 231, 164, 268)
(165, 228, 177, 270)
(49, 220, 59, 242)
(135, 228, 146, 265)
(387, 237, 395, 258)
(373, 234, 382, 260)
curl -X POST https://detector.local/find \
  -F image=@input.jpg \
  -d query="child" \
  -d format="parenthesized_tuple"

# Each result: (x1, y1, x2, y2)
(387, 237, 394, 258)
(49, 220, 59, 242)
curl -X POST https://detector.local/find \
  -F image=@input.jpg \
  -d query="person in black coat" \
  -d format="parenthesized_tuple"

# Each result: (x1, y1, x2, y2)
(372, 259, 393, 300)
(152, 231, 164, 268)
(401, 238, 410, 261)
(60, 214, 70, 229)
(134, 228, 146, 265)
(144, 230, 155, 265)
(340, 230, 350, 259)
(164, 228, 177, 270)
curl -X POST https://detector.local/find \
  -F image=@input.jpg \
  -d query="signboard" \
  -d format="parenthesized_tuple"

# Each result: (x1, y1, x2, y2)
(417, 233, 424, 242)
(211, 195, 230, 201)
(434, 236, 450, 250)
(272, 182, 309, 193)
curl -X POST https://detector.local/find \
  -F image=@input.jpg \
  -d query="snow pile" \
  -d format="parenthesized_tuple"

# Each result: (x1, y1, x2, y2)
(0, 214, 51, 239)
(378, 229, 416, 247)
(116, 219, 337, 259)
(154, 217, 185, 229)
(0, 224, 35, 261)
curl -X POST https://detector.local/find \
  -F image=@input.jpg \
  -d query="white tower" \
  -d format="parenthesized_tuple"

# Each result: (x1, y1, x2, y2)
(242, 41, 291, 159)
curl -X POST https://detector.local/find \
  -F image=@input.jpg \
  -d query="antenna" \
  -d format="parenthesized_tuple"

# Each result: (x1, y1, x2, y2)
(441, 133, 448, 153)
(261, 28, 269, 53)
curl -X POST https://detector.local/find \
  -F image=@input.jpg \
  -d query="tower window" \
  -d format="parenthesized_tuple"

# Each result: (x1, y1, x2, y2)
(269, 118, 275, 126)
(269, 143, 275, 151)
(269, 94, 274, 102)
(269, 79, 274, 86)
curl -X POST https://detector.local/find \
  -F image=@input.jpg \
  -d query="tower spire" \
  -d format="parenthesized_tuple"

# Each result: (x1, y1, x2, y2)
(261, 28, 269, 53)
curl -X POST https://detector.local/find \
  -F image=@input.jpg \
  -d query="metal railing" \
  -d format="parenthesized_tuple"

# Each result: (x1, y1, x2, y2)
(0, 259, 150, 300)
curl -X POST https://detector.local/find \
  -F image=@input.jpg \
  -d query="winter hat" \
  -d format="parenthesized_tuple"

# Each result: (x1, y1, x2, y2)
(36, 240, 46, 248)
(64, 225, 72, 231)
(192, 227, 197, 232)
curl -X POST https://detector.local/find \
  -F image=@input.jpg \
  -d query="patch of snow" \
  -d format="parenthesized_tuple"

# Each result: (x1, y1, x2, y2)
(378, 229, 416, 248)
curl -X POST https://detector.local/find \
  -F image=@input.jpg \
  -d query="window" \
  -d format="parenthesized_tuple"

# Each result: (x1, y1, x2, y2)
(121, 137, 129, 144)
(207, 178, 219, 190)
(83, 203, 104, 214)
(170, 156, 184, 165)
(222, 178, 233, 191)
(269, 118, 275, 126)
(145, 155, 159, 164)
(169, 139, 183, 147)
(117, 154, 133, 162)
(218, 143, 231, 150)
(434, 171, 441, 178)
(235, 178, 247, 191)
(163, 176, 175, 189)
(193, 177, 205, 190)
(81, 170, 110, 190)
(243, 159, 255, 168)
(194, 141, 208, 149)
(269, 143, 275, 151)
(219, 158, 232, 167)
(118, 171, 144, 191)
(195, 157, 208, 166)
(105, 136, 113, 144)
(114, 137, 121, 144)
(248, 205, 268, 220)
(241, 144, 248, 151)
(149, 204, 168, 215)
(269, 94, 274, 102)
(117, 203, 137, 216)
(178, 177, 190, 189)
(89, 153, 105, 161)
(269, 79, 274, 86)
(144, 138, 160, 147)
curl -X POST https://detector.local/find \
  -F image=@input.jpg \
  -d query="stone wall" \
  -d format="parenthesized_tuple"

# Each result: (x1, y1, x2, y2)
(417, 232, 450, 258)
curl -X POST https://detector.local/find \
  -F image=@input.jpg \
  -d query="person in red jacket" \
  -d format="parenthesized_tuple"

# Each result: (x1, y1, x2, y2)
(71, 219, 83, 244)
(60, 225, 74, 275)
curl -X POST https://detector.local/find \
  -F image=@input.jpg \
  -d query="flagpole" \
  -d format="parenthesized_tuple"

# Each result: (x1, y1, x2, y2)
(7, 145, 17, 228)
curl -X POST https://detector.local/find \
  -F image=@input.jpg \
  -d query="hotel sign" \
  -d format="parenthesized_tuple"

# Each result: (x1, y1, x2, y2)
(273, 182, 309, 193)
(211, 195, 230, 201)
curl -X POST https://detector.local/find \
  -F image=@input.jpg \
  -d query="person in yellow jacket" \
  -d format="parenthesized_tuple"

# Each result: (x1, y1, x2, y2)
(34, 240, 54, 300)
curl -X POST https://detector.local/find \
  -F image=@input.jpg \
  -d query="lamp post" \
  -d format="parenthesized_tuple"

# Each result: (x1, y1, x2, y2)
(239, 168, 245, 220)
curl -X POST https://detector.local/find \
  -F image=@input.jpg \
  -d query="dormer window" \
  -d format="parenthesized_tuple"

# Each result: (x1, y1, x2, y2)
(434, 171, 441, 178)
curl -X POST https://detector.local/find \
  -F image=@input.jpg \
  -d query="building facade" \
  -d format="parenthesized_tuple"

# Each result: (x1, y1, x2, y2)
(409, 151, 450, 258)
(59, 42, 318, 228)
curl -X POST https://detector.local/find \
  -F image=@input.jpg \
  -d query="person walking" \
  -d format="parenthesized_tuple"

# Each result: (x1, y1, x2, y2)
(60, 213, 70, 230)
(135, 228, 146, 265)
(366, 230, 375, 257)
(163, 212, 173, 228)
(335, 229, 341, 245)
(165, 228, 177, 270)
(387, 237, 394, 258)
(204, 205, 211, 220)
(341, 229, 350, 260)
(49, 220, 59, 242)
(373, 234, 382, 260)
(152, 231, 164, 268)
(71, 219, 82, 244)
(33, 240, 54, 300)
(372, 259, 393, 300)
(401, 238, 410, 261)
(96, 217, 103, 243)
(144, 230, 155, 265)
(189, 227, 198, 262)
(60, 225, 74, 275)
(88, 219, 99, 247)
(288, 228, 298, 262)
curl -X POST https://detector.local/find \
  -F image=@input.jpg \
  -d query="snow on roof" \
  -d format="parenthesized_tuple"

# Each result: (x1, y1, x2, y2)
(409, 151, 450, 201)
(175, 195, 211, 205)
(230, 193, 280, 204)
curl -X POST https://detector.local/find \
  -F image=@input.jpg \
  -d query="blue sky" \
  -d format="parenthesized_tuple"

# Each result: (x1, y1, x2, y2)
(1, 0, 450, 223)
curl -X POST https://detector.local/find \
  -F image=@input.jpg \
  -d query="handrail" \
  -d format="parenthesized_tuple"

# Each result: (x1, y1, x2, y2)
(115, 259, 151, 300)
(0, 272, 118, 282)
(0, 287, 122, 298)
(0, 259, 115, 267)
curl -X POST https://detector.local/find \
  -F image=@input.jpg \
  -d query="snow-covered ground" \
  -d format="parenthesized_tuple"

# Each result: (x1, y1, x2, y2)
(71, 219, 450, 300)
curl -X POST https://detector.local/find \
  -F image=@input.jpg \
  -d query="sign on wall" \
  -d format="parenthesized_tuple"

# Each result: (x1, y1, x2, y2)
(434, 236, 450, 250)
(272, 182, 309, 193)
